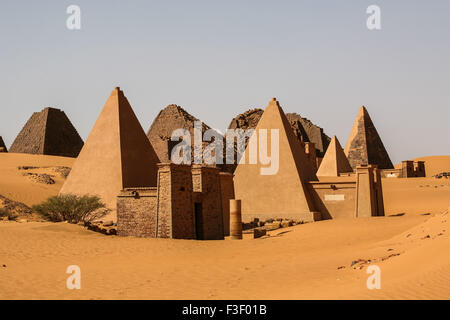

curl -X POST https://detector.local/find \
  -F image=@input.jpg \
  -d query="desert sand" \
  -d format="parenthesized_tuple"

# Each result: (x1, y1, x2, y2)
(0, 153, 74, 207)
(0, 154, 449, 299)
(413, 155, 450, 177)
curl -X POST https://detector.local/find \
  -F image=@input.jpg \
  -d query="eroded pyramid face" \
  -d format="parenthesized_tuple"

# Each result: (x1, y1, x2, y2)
(9, 107, 83, 157)
(344, 106, 394, 169)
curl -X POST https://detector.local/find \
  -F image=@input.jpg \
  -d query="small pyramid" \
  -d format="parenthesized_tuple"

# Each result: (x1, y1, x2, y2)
(9, 107, 83, 157)
(344, 106, 394, 169)
(316, 136, 353, 176)
(0, 136, 7, 152)
(60, 87, 160, 211)
(233, 98, 317, 220)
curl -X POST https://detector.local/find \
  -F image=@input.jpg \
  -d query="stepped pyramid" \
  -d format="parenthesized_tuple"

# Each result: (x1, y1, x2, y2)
(344, 106, 394, 169)
(60, 87, 160, 211)
(9, 107, 83, 157)
(0, 136, 7, 152)
(316, 136, 353, 176)
(233, 98, 318, 221)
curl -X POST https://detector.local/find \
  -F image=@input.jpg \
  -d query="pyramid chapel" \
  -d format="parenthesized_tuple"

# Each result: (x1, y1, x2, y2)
(60, 87, 234, 240)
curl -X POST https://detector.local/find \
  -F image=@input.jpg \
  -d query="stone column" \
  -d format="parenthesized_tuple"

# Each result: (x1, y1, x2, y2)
(230, 199, 243, 240)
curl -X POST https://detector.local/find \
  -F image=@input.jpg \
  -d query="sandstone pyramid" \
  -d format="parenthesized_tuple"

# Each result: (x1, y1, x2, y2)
(229, 108, 331, 157)
(0, 136, 7, 152)
(316, 136, 353, 176)
(233, 98, 318, 221)
(147, 104, 229, 169)
(9, 107, 83, 157)
(60, 87, 160, 211)
(344, 106, 394, 169)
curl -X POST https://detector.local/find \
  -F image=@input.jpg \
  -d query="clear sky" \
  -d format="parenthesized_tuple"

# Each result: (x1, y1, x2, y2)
(0, 0, 449, 162)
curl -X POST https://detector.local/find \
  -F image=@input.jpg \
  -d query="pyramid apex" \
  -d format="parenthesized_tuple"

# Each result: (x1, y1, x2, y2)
(111, 86, 122, 96)
(358, 105, 368, 114)
(267, 97, 280, 108)
(345, 104, 394, 169)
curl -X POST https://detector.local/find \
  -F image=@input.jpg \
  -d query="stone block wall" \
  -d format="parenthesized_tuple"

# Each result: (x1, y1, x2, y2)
(117, 188, 157, 237)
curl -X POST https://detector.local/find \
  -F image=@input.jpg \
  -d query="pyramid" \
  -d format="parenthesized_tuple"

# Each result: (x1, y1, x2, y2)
(344, 106, 394, 169)
(147, 104, 219, 162)
(233, 98, 318, 221)
(316, 136, 353, 176)
(9, 107, 83, 157)
(0, 136, 7, 152)
(60, 87, 160, 211)
(147, 104, 230, 170)
(229, 108, 331, 157)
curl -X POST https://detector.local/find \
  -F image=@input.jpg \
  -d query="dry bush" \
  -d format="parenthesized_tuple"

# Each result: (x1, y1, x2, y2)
(32, 194, 109, 223)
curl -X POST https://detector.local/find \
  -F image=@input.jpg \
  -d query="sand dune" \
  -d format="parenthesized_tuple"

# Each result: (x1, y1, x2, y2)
(0, 153, 74, 207)
(1, 210, 449, 299)
(0, 153, 449, 299)
(395, 155, 450, 177)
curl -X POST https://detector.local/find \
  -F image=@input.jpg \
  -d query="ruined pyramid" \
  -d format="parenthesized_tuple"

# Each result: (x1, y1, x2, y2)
(147, 104, 228, 168)
(9, 107, 83, 157)
(316, 136, 353, 176)
(60, 87, 160, 211)
(233, 98, 318, 221)
(229, 108, 331, 157)
(344, 106, 394, 169)
(0, 136, 7, 152)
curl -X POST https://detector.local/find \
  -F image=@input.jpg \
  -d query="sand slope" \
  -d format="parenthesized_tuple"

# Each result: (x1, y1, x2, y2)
(0, 153, 449, 299)
(1, 210, 449, 300)
(395, 155, 450, 177)
(382, 177, 450, 215)
(0, 153, 74, 206)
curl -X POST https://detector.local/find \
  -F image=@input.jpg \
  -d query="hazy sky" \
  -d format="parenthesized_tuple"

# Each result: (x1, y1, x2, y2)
(0, 0, 449, 162)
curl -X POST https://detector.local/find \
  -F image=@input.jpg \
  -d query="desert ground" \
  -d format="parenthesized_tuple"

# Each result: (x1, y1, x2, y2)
(1, 153, 449, 299)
